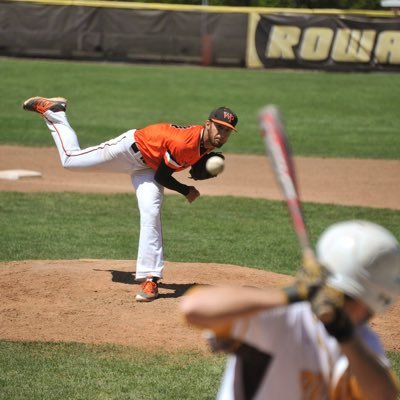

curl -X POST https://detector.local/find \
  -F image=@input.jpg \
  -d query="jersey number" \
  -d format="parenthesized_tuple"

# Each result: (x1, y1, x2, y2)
(170, 124, 192, 129)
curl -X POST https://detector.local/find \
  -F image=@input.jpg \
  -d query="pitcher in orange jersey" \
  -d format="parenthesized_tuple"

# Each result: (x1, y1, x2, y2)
(22, 97, 238, 302)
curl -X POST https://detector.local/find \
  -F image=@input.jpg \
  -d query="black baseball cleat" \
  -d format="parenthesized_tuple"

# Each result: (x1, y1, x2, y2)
(22, 97, 68, 114)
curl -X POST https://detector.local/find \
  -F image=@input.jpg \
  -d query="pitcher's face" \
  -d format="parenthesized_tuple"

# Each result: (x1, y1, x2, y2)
(205, 120, 233, 148)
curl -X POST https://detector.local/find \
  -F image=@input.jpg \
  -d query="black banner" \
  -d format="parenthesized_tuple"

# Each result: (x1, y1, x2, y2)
(0, 2, 247, 66)
(246, 13, 400, 71)
(1, 1, 400, 71)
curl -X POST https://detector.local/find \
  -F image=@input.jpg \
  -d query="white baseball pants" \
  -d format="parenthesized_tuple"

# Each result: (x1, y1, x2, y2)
(43, 110, 165, 280)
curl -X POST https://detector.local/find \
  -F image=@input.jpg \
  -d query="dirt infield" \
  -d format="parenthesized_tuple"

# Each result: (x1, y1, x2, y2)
(1, 146, 400, 209)
(1, 146, 400, 351)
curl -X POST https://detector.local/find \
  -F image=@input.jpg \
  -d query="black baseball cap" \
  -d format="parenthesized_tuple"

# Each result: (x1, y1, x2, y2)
(209, 107, 238, 131)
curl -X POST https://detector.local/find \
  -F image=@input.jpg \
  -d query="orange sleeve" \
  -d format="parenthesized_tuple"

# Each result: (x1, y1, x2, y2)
(135, 124, 203, 171)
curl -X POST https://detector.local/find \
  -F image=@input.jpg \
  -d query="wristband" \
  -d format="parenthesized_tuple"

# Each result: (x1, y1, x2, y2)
(282, 284, 308, 304)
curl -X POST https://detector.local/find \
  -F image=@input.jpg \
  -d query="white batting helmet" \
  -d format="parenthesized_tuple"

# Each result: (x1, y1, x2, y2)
(316, 220, 400, 314)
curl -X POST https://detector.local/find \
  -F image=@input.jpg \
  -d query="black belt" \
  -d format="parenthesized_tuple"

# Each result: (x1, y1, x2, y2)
(131, 142, 145, 163)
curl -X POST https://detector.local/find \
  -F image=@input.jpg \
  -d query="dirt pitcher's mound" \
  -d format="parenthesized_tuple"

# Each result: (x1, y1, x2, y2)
(0, 259, 399, 352)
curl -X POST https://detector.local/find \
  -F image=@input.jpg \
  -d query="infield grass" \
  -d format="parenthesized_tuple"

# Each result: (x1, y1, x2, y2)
(0, 341, 225, 400)
(1, 191, 400, 276)
(1, 57, 400, 158)
(0, 341, 399, 400)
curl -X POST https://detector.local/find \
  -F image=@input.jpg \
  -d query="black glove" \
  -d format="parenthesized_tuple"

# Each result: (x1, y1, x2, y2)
(189, 152, 225, 181)
(282, 280, 321, 304)
(310, 286, 352, 343)
(322, 307, 354, 343)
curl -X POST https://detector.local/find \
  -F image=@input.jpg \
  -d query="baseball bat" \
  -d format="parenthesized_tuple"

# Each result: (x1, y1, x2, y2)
(259, 105, 343, 321)
(258, 105, 319, 274)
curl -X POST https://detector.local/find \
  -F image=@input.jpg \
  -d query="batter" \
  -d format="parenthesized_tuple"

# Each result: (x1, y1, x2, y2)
(182, 221, 400, 399)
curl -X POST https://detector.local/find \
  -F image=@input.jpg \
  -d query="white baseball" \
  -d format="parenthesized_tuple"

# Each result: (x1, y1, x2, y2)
(206, 156, 224, 176)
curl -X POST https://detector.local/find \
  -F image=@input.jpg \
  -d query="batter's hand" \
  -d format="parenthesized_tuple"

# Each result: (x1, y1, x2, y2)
(311, 285, 345, 322)
(311, 286, 352, 342)
(283, 251, 327, 304)
(186, 186, 200, 203)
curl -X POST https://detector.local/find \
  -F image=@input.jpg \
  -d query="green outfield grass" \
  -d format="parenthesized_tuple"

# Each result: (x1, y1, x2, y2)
(1, 58, 400, 158)
(2, 192, 400, 275)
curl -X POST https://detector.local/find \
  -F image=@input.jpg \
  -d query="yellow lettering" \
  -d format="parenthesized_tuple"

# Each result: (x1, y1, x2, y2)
(375, 31, 400, 64)
(300, 27, 334, 61)
(331, 372, 363, 400)
(332, 29, 376, 62)
(246, 13, 263, 68)
(300, 370, 325, 400)
(266, 25, 301, 60)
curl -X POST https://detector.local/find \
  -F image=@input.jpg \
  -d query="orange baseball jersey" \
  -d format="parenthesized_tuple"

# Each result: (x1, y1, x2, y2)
(134, 123, 207, 171)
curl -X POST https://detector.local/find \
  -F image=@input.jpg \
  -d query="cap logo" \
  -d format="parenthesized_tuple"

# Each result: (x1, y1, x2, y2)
(224, 112, 235, 123)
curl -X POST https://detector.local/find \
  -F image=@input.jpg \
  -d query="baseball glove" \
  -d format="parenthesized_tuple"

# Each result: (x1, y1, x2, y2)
(189, 152, 225, 181)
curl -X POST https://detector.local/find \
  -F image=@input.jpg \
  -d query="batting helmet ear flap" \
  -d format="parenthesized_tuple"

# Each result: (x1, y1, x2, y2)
(316, 220, 400, 314)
